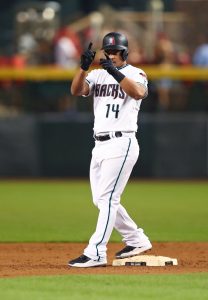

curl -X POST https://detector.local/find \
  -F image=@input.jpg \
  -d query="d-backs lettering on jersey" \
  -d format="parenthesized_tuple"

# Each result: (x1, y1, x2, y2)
(84, 65, 148, 134)
(94, 84, 125, 99)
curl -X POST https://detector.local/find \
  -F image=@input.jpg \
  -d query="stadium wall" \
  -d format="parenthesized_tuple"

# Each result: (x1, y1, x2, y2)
(0, 113, 207, 178)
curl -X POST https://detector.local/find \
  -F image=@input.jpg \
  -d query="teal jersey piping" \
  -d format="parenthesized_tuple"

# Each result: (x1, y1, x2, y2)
(96, 138, 132, 260)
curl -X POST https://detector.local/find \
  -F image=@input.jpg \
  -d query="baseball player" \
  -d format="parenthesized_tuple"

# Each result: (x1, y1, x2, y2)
(68, 32, 152, 268)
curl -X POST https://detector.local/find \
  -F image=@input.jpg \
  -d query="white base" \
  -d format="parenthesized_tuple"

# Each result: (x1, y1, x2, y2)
(112, 255, 178, 267)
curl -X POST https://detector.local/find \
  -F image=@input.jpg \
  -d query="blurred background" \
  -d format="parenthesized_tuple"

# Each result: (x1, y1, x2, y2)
(0, 0, 208, 179)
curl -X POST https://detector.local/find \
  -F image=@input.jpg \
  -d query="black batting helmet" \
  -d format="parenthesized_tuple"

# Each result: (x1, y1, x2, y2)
(101, 32, 128, 61)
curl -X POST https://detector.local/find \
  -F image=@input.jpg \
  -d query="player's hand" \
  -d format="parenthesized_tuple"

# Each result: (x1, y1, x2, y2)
(100, 54, 125, 83)
(80, 42, 96, 71)
(99, 54, 116, 74)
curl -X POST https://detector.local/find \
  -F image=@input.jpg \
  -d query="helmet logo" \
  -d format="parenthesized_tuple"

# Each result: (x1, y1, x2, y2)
(109, 37, 115, 45)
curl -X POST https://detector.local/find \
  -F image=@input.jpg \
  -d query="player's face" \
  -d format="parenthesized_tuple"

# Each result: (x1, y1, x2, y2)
(104, 49, 125, 67)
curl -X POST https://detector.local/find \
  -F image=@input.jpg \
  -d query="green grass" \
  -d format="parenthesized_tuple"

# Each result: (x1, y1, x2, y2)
(0, 180, 207, 300)
(0, 274, 207, 300)
(0, 180, 207, 242)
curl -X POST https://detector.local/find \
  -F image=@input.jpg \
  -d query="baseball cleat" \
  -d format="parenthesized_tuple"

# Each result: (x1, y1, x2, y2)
(115, 242, 152, 259)
(68, 254, 107, 268)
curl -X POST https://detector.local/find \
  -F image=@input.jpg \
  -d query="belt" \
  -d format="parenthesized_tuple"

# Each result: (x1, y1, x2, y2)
(94, 131, 122, 141)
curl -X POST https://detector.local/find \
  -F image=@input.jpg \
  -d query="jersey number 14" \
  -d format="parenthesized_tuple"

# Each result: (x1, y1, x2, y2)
(106, 104, 120, 118)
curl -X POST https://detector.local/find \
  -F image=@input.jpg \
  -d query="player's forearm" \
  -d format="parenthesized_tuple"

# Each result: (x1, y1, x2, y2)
(70, 68, 88, 96)
(120, 77, 147, 100)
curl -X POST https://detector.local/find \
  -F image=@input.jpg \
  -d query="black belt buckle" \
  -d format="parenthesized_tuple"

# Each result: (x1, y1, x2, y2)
(115, 131, 122, 138)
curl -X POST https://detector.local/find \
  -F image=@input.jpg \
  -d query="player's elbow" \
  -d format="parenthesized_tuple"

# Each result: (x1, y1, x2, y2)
(134, 91, 146, 100)
(134, 87, 148, 100)
(134, 93, 143, 100)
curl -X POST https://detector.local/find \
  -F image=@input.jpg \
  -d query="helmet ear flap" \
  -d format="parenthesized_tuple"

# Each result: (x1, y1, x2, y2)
(121, 49, 128, 61)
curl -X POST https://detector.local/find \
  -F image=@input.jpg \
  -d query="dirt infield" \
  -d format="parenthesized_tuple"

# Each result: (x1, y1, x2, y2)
(0, 242, 207, 277)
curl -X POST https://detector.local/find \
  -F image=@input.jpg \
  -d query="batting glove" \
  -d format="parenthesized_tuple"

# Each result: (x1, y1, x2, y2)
(80, 42, 96, 71)
(99, 55, 116, 73)
(100, 55, 125, 83)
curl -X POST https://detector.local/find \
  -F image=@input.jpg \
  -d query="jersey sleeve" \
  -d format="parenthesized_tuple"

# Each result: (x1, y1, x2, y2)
(82, 69, 96, 97)
(135, 68, 148, 99)
(137, 71, 148, 87)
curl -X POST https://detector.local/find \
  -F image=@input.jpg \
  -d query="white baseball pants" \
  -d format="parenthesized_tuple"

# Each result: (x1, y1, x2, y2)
(84, 134, 149, 261)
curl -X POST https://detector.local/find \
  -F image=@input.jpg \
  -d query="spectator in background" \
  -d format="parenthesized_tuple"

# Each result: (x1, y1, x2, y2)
(17, 33, 38, 65)
(153, 32, 190, 112)
(17, 33, 54, 66)
(193, 33, 208, 66)
(35, 38, 54, 65)
(127, 38, 147, 65)
(47, 26, 83, 114)
(53, 26, 82, 68)
(0, 48, 27, 116)
(191, 33, 208, 111)
(153, 32, 177, 111)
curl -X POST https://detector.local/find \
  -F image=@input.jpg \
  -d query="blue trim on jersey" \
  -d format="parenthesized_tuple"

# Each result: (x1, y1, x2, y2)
(95, 138, 132, 260)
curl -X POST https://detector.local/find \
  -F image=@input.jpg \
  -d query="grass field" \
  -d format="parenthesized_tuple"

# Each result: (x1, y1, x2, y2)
(0, 180, 207, 242)
(0, 180, 207, 299)
(0, 274, 208, 300)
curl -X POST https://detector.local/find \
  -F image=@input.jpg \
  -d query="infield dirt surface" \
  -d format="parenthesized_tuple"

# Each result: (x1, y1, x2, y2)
(0, 242, 207, 277)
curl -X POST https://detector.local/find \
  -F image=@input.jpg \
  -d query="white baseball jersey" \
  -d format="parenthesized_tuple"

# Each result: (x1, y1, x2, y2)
(84, 64, 148, 134)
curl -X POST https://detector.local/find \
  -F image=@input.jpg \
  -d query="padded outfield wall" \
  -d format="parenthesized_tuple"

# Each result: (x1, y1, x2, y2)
(0, 113, 207, 178)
